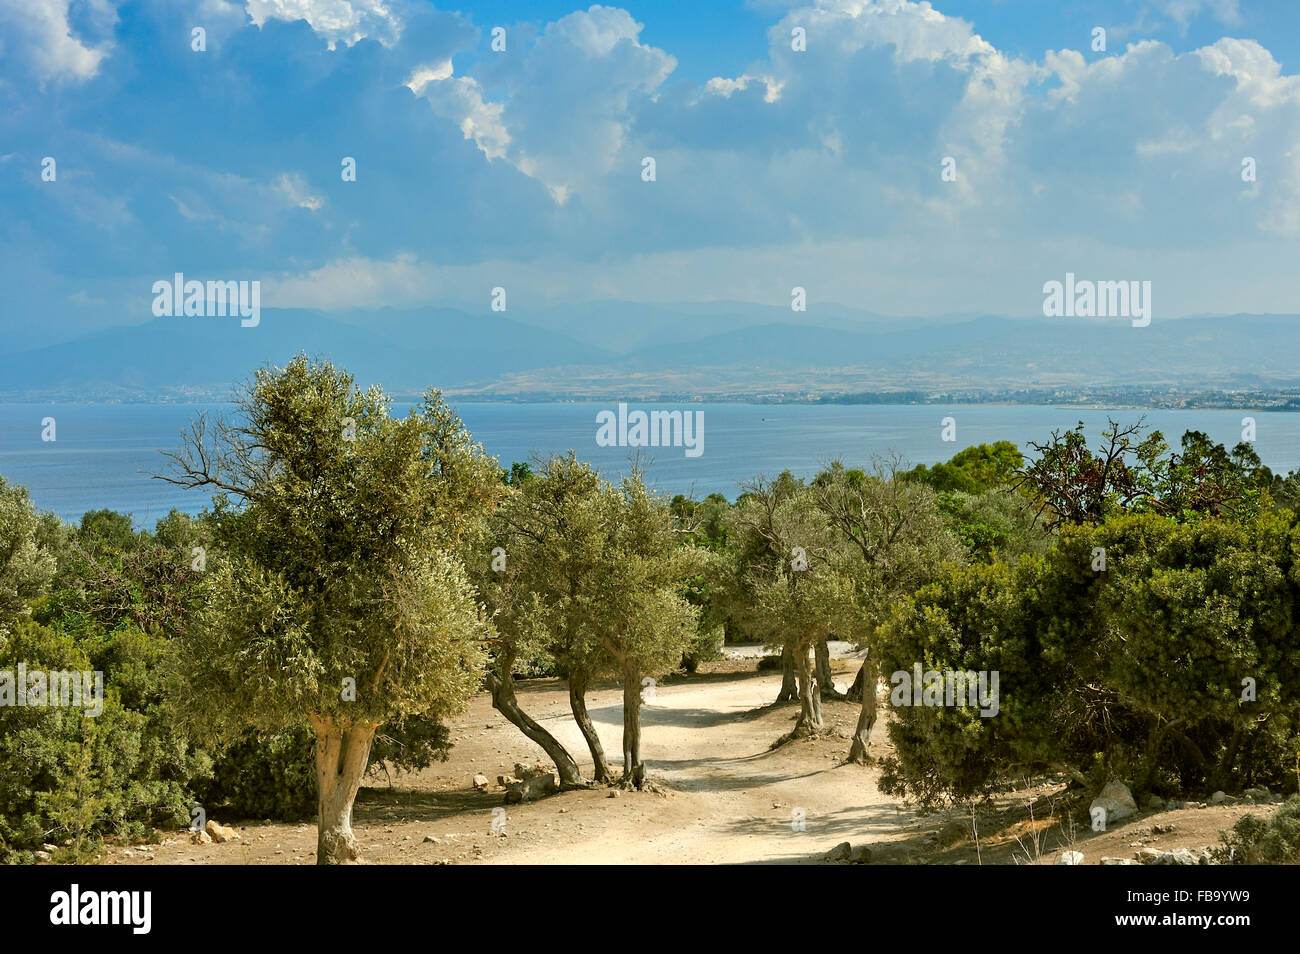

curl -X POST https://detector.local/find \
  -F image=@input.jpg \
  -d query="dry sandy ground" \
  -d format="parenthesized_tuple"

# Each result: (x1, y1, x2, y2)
(100, 659, 1276, 866)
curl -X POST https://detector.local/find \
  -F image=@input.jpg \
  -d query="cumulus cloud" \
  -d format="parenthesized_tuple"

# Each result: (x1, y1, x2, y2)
(410, 62, 511, 161)
(414, 5, 676, 202)
(244, 0, 404, 48)
(0, 0, 115, 84)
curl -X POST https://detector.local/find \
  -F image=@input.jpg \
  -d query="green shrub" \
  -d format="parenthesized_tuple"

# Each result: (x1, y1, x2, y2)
(1221, 796, 1300, 864)
(368, 716, 454, 781)
(681, 626, 723, 673)
(196, 716, 455, 821)
(0, 622, 197, 862)
(196, 726, 317, 821)
(877, 512, 1300, 806)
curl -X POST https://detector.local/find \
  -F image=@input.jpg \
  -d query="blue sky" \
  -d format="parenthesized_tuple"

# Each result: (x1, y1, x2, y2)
(4, 0, 1300, 350)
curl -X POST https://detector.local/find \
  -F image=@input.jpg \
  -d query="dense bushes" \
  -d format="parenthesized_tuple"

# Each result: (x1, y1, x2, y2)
(0, 621, 199, 862)
(878, 512, 1300, 805)
(196, 727, 317, 821)
(2, 505, 288, 855)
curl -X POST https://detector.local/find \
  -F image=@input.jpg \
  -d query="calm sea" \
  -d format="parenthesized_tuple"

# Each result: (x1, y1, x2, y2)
(1, 402, 1297, 527)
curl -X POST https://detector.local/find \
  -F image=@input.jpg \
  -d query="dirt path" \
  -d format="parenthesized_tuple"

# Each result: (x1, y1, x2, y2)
(100, 659, 1273, 865)
(474, 665, 908, 865)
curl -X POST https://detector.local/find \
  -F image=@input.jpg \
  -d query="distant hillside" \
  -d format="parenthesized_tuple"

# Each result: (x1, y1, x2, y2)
(618, 318, 1026, 370)
(0, 307, 611, 398)
(2, 304, 1298, 402)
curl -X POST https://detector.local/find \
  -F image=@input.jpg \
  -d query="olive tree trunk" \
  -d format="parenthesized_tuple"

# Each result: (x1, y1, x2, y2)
(311, 715, 378, 865)
(621, 664, 646, 788)
(486, 669, 584, 787)
(814, 638, 844, 700)
(847, 662, 878, 764)
(775, 646, 799, 703)
(568, 668, 611, 783)
(844, 663, 867, 702)
(792, 644, 823, 736)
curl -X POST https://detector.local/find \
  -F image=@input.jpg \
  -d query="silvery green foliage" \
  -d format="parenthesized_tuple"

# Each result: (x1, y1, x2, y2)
(0, 476, 57, 634)
(469, 452, 703, 683)
(167, 356, 503, 737)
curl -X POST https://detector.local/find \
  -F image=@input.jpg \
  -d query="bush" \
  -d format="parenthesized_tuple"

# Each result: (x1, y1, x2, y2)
(196, 716, 455, 821)
(196, 727, 317, 821)
(1221, 797, 1300, 864)
(681, 626, 723, 673)
(368, 716, 454, 781)
(2, 512, 214, 857)
(877, 512, 1300, 806)
(0, 622, 197, 862)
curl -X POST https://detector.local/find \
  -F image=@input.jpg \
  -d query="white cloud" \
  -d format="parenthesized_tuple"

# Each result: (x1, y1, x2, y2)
(274, 171, 324, 211)
(244, 0, 403, 48)
(264, 252, 430, 308)
(405, 58, 453, 92)
(702, 74, 783, 103)
(1195, 37, 1300, 109)
(1148, 0, 1242, 29)
(416, 5, 675, 202)
(0, 0, 114, 83)
(410, 62, 511, 161)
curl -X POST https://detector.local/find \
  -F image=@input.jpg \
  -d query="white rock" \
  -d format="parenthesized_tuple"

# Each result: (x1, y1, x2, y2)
(1090, 780, 1138, 825)
(1055, 851, 1084, 865)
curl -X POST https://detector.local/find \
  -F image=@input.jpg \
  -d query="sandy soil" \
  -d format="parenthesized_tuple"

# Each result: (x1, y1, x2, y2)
(99, 658, 1276, 866)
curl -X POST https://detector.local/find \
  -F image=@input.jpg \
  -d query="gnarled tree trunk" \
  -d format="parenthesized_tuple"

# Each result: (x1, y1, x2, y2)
(311, 714, 378, 865)
(568, 668, 611, 783)
(791, 644, 823, 737)
(775, 646, 799, 703)
(847, 661, 878, 764)
(486, 668, 584, 787)
(844, 662, 867, 702)
(621, 664, 646, 788)
(814, 638, 844, 700)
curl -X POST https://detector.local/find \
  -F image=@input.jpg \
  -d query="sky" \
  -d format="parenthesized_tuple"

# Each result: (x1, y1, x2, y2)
(4, 0, 1300, 350)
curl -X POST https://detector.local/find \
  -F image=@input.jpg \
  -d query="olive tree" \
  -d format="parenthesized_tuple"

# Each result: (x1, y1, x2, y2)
(474, 457, 702, 788)
(590, 472, 702, 786)
(0, 476, 58, 634)
(731, 474, 859, 737)
(161, 357, 502, 863)
(467, 453, 610, 784)
(811, 459, 966, 761)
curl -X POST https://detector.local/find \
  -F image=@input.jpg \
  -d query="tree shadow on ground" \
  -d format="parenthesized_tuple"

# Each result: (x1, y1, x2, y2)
(353, 785, 504, 825)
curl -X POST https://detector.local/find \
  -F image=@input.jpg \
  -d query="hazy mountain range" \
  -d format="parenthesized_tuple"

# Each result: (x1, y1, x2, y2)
(3, 303, 1298, 403)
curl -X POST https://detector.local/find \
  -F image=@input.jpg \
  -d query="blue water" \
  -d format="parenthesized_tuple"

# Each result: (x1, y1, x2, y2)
(1, 402, 1297, 527)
